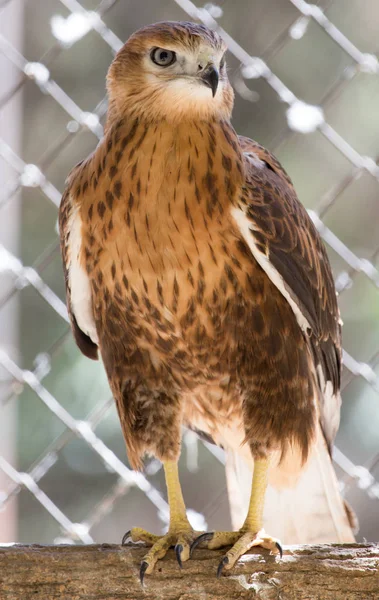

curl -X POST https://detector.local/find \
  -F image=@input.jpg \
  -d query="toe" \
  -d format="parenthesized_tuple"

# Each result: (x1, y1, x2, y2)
(217, 530, 283, 575)
(123, 527, 160, 546)
(144, 535, 172, 562)
(256, 531, 283, 556)
(220, 532, 254, 571)
(174, 530, 196, 567)
(175, 533, 193, 563)
(140, 537, 171, 580)
(191, 530, 240, 554)
(206, 531, 240, 550)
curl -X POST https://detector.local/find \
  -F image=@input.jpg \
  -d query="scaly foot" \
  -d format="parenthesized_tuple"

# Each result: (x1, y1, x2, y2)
(122, 526, 212, 583)
(191, 528, 282, 576)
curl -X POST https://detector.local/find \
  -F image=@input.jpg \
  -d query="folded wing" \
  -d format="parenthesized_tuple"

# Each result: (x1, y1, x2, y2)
(59, 163, 99, 360)
(233, 136, 342, 451)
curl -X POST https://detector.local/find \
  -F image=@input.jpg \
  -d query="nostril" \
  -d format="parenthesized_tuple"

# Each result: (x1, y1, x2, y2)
(198, 64, 203, 71)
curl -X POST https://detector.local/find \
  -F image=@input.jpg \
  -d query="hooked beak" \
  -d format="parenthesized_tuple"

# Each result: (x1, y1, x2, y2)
(200, 64, 219, 97)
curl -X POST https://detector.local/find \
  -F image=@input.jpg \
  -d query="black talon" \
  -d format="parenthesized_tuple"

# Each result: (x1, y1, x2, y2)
(190, 532, 214, 557)
(140, 560, 148, 585)
(121, 530, 131, 545)
(275, 541, 283, 559)
(217, 556, 229, 578)
(175, 543, 183, 568)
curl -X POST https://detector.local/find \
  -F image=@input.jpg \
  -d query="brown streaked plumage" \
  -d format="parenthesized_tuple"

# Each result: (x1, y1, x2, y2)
(59, 20, 354, 580)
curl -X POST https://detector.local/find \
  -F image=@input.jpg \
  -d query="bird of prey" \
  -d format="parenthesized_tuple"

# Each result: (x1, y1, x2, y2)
(59, 21, 354, 581)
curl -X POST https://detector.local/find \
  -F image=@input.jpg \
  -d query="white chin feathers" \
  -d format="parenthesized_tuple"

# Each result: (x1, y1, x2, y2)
(145, 74, 225, 119)
(165, 76, 217, 100)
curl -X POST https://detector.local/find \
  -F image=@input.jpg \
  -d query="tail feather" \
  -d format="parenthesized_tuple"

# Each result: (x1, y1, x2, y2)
(226, 426, 355, 543)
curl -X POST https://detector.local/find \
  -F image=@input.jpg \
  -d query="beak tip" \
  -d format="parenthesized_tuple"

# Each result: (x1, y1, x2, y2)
(201, 65, 219, 98)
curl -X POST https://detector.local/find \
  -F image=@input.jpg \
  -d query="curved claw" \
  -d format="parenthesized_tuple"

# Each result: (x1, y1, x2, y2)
(175, 543, 183, 568)
(217, 556, 229, 578)
(121, 530, 131, 546)
(140, 560, 148, 586)
(190, 532, 214, 557)
(275, 541, 283, 559)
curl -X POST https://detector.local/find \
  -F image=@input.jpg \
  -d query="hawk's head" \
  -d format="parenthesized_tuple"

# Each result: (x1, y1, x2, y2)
(107, 21, 234, 123)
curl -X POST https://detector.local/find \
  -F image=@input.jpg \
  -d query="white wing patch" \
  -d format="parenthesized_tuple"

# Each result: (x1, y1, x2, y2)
(243, 151, 265, 169)
(316, 364, 341, 436)
(67, 204, 98, 344)
(231, 206, 311, 333)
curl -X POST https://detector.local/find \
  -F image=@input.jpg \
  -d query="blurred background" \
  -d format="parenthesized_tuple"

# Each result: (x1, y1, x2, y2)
(0, 0, 379, 546)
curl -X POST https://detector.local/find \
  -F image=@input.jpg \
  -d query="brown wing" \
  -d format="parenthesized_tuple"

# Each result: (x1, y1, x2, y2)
(59, 165, 98, 361)
(236, 136, 342, 449)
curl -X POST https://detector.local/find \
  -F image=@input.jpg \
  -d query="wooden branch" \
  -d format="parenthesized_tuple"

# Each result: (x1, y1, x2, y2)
(0, 543, 378, 599)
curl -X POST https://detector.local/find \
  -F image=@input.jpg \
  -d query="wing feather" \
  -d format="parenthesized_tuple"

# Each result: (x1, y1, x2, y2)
(59, 168, 98, 361)
(235, 136, 342, 449)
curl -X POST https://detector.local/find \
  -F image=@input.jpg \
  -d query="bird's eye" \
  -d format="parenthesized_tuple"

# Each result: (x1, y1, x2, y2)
(150, 47, 176, 67)
(220, 52, 227, 69)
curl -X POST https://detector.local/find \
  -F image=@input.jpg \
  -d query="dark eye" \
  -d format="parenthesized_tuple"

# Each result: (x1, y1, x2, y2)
(220, 52, 226, 69)
(150, 47, 176, 67)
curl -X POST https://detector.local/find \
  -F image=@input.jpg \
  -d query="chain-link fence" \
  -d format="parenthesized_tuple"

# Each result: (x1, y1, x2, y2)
(0, 0, 379, 546)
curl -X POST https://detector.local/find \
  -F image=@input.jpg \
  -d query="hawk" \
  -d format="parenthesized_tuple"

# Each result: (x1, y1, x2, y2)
(59, 21, 354, 582)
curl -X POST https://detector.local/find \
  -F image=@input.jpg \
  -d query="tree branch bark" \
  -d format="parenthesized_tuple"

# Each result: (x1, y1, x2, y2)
(0, 543, 378, 599)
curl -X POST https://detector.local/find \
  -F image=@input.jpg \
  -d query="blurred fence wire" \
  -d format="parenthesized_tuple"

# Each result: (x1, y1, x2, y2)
(0, 0, 379, 545)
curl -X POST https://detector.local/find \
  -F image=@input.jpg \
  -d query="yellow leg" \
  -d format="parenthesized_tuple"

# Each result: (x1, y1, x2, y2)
(122, 461, 206, 583)
(164, 460, 191, 532)
(244, 458, 268, 529)
(191, 458, 282, 576)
